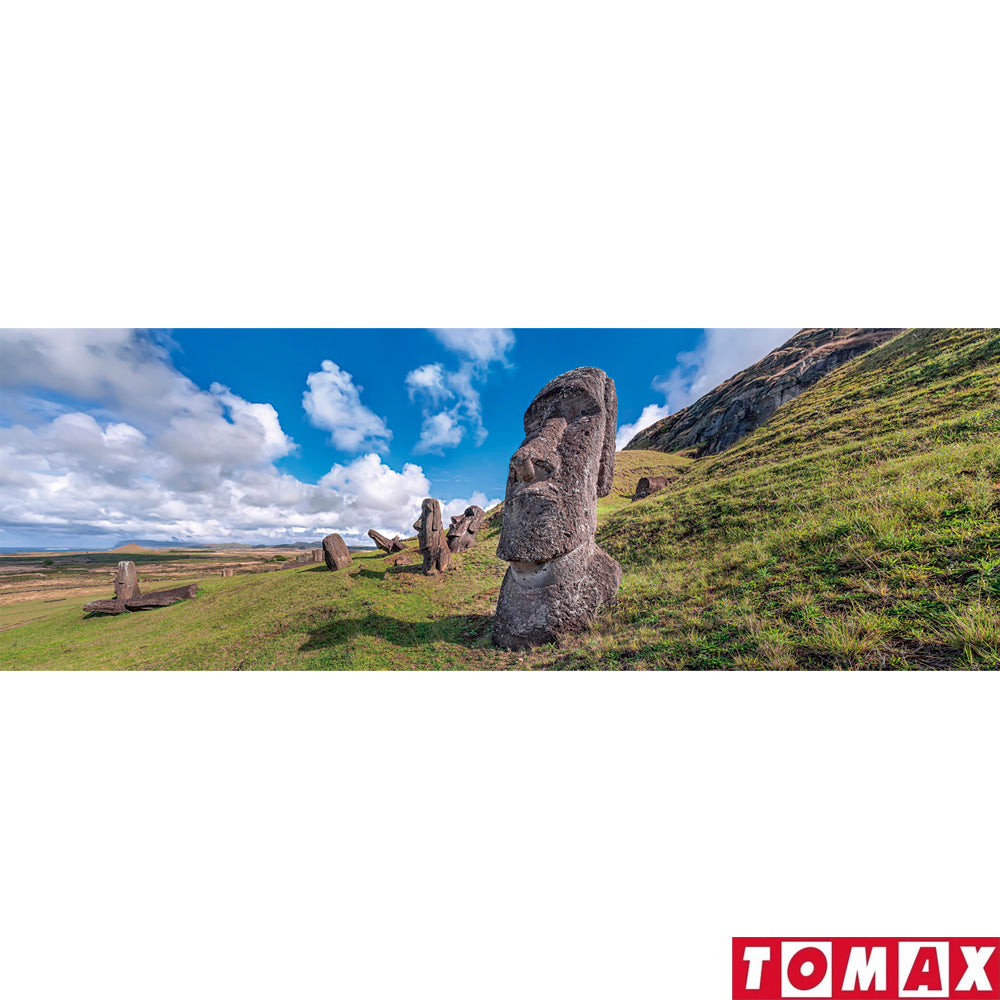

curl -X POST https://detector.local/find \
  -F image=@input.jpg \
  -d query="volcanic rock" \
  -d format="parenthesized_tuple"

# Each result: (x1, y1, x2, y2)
(413, 498, 451, 575)
(322, 533, 352, 571)
(633, 476, 668, 500)
(493, 366, 622, 649)
(113, 560, 140, 601)
(368, 529, 404, 554)
(447, 505, 485, 553)
(624, 328, 905, 456)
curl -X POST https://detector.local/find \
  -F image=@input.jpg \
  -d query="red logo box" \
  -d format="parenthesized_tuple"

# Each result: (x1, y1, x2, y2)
(733, 939, 1000, 1000)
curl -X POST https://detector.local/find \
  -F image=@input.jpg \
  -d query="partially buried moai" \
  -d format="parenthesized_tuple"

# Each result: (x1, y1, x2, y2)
(492, 366, 622, 650)
(113, 560, 140, 601)
(446, 505, 485, 553)
(322, 533, 352, 571)
(413, 498, 451, 575)
(633, 476, 668, 501)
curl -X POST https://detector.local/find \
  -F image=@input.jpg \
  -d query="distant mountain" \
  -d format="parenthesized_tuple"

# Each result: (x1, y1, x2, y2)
(624, 328, 905, 456)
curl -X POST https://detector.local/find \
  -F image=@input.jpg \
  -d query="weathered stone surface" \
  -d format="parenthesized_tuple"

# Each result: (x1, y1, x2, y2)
(322, 533, 352, 571)
(633, 476, 668, 500)
(83, 580, 197, 615)
(221, 568, 234, 577)
(412, 498, 451, 575)
(447, 505, 485, 553)
(113, 560, 140, 600)
(493, 366, 622, 649)
(368, 529, 404, 554)
(311, 548, 324, 563)
(624, 329, 905, 456)
(124, 584, 198, 609)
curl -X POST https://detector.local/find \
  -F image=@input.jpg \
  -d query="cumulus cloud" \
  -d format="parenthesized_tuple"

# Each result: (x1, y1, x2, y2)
(429, 328, 515, 366)
(615, 402, 671, 451)
(441, 491, 502, 521)
(415, 411, 465, 452)
(406, 329, 514, 453)
(658, 329, 799, 411)
(0, 330, 488, 548)
(302, 360, 392, 453)
(616, 329, 799, 449)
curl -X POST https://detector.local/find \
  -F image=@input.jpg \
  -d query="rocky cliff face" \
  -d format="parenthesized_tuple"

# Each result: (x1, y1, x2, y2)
(624, 328, 905, 456)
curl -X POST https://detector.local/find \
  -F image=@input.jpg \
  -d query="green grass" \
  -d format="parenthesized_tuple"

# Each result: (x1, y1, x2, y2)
(2, 328, 997, 669)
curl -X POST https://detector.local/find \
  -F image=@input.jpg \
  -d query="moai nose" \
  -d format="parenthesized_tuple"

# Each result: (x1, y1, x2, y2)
(511, 451, 535, 483)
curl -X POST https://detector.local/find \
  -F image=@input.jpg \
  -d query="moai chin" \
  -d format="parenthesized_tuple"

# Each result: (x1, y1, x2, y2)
(413, 498, 451, 575)
(446, 505, 486, 553)
(492, 366, 622, 650)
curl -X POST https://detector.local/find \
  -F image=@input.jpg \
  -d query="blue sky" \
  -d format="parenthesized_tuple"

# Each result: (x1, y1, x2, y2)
(0, 328, 796, 548)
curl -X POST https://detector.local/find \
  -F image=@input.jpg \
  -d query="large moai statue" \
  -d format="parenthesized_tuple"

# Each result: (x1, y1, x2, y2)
(447, 505, 485, 553)
(413, 498, 451, 575)
(113, 560, 140, 601)
(322, 533, 352, 571)
(492, 366, 622, 650)
(368, 528, 404, 554)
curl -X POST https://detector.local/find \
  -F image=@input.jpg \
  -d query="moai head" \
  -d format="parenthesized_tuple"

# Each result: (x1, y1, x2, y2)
(413, 498, 445, 552)
(496, 367, 617, 564)
(413, 498, 450, 574)
(113, 560, 140, 600)
(447, 505, 486, 553)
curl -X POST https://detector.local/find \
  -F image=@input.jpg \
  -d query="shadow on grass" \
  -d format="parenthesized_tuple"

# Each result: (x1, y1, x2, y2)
(299, 612, 492, 652)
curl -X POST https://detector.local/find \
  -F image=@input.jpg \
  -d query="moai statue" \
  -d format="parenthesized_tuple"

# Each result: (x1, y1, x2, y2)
(322, 533, 352, 571)
(221, 568, 235, 578)
(412, 498, 451, 575)
(492, 366, 622, 650)
(633, 476, 668, 501)
(113, 560, 141, 601)
(311, 548, 324, 563)
(447, 505, 486, 553)
(368, 529, 404, 554)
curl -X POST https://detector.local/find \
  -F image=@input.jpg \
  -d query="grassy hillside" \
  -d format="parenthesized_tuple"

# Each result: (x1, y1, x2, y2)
(2, 328, 997, 669)
(596, 328, 1000, 668)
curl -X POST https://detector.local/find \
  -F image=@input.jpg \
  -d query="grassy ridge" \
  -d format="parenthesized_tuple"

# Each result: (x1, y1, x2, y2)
(592, 328, 1000, 668)
(2, 328, 997, 669)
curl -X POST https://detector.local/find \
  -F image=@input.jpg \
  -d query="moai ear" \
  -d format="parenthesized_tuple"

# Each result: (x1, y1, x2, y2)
(597, 373, 618, 498)
(432, 502, 442, 532)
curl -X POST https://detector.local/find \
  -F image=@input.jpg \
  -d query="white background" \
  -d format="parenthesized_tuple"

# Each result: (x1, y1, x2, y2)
(1, 1, 998, 998)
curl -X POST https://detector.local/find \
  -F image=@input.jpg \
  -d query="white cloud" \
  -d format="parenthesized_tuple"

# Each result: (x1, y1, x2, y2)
(0, 331, 488, 549)
(616, 329, 798, 449)
(441, 491, 502, 521)
(415, 411, 466, 453)
(615, 402, 671, 451)
(405, 330, 514, 453)
(405, 363, 452, 405)
(302, 360, 392, 453)
(657, 329, 798, 412)
(430, 328, 514, 366)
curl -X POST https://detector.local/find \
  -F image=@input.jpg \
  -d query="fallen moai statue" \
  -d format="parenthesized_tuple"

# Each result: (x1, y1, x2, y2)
(322, 533, 352, 571)
(83, 561, 198, 615)
(413, 498, 451, 575)
(447, 505, 485, 553)
(633, 475, 668, 501)
(368, 529, 404, 554)
(492, 366, 622, 650)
